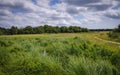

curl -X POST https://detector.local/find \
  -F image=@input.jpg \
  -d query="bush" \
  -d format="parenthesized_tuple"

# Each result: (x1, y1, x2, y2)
(110, 51, 120, 75)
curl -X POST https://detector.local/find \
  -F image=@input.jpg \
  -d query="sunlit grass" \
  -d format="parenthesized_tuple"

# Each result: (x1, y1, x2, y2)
(0, 32, 120, 75)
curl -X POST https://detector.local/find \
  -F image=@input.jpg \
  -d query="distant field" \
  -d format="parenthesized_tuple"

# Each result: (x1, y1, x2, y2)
(0, 32, 120, 75)
(1, 32, 119, 49)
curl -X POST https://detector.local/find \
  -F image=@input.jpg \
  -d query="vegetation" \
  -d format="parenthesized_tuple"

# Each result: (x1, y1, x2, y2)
(0, 34, 120, 75)
(108, 24, 120, 42)
(0, 25, 89, 35)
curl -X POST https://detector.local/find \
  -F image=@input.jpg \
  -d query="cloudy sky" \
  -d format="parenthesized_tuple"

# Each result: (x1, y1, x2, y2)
(0, 0, 120, 29)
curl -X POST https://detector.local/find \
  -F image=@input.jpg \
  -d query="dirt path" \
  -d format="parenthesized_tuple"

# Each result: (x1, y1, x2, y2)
(94, 37, 120, 45)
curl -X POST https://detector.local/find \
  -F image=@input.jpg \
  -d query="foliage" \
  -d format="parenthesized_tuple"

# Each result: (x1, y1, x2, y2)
(0, 27, 7, 35)
(0, 25, 89, 35)
(108, 24, 120, 42)
(9, 26, 18, 35)
(0, 36, 119, 75)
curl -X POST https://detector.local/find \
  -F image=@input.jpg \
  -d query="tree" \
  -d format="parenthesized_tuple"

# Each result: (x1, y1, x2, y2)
(24, 26, 34, 34)
(33, 26, 45, 34)
(60, 26, 68, 33)
(68, 26, 81, 33)
(9, 26, 18, 35)
(0, 25, 89, 35)
(81, 28, 89, 32)
(53, 26, 60, 33)
(44, 25, 54, 33)
(118, 24, 120, 29)
(108, 24, 120, 39)
(0, 27, 7, 35)
(117, 24, 120, 32)
(113, 24, 120, 32)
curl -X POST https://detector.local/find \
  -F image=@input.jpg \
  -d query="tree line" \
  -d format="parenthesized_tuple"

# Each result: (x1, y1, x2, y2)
(0, 25, 89, 35)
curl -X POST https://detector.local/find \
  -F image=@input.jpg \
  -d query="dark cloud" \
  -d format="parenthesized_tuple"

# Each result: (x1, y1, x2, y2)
(116, 0, 120, 2)
(66, 7, 80, 14)
(62, 0, 120, 12)
(62, 0, 100, 6)
(88, 4, 112, 11)
(49, 14, 70, 20)
(0, 10, 10, 16)
(106, 14, 120, 19)
(50, 16, 63, 20)
(107, 15, 120, 19)
(0, 0, 35, 13)
(0, 1, 23, 8)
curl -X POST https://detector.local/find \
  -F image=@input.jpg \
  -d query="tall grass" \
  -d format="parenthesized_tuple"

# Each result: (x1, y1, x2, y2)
(0, 36, 119, 75)
(68, 56, 113, 75)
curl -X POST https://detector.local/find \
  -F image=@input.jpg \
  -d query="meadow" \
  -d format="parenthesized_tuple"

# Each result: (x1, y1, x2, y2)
(0, 32, 120, 75)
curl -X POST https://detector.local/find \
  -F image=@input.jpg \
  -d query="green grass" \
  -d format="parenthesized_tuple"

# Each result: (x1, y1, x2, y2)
(96, 32, 120, 42)
(0, 32, 120, 75)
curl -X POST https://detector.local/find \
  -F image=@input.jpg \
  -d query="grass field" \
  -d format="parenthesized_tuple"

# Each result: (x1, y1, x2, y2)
(96, 31, 120, 42)
(0, 32, 120, 75)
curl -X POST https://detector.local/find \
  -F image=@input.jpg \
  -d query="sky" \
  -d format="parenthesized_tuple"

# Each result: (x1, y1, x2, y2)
(0, 0, 120, 29)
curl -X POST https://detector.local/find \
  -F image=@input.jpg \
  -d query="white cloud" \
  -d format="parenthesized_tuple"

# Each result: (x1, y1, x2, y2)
(0, 0, 119, 29)
(105, 9, 120, 19)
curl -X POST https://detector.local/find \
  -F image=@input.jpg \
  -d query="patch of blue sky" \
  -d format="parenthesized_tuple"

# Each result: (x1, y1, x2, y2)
(49, 0, 61, 6)
(11, 9, 30, 14)
(31, 0, 37, 4)
(74, 15, 85, 20)
(112, 4, 120, 9)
